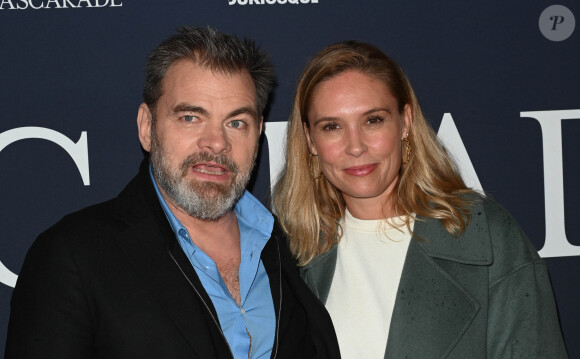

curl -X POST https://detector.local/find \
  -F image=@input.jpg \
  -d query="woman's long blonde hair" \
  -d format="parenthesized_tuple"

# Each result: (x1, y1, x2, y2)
(273, 41, 478, 266)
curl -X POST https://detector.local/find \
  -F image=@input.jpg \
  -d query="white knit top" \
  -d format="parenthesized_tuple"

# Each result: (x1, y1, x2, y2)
(326, 210, 414, 359)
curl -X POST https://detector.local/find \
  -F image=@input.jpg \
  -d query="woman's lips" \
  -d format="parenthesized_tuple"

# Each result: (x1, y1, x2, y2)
(343, 164, 377, 176)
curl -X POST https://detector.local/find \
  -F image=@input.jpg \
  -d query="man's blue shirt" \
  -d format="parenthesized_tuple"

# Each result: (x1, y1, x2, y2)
(150, 167, 275, 358)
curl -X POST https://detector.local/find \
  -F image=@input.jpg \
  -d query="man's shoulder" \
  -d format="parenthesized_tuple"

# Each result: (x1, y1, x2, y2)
(45, 197, 123, 238)
(37, 167, 153, 247)
(32, 198, 129, 261)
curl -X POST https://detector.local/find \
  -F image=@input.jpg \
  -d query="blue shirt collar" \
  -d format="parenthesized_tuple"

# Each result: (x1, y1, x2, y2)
(148, 164, 274, 250)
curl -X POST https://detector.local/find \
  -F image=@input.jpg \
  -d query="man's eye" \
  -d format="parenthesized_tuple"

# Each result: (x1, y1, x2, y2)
(183, 115, 196, 122)
(230, 120, 244, 128)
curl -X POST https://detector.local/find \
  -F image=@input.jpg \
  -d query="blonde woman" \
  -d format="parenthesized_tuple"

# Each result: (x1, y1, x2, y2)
(273, 41, 567, 358)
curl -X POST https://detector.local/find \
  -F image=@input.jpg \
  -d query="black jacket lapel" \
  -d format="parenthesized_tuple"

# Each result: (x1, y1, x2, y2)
(111, 160, 231, 358)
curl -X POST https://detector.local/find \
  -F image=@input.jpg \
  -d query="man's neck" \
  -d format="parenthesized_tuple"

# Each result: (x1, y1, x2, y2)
(166, 198, 242, 305)
(166, 198, 240, 252)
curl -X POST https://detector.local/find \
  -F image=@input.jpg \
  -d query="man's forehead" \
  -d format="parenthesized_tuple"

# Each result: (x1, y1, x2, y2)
(161, 59, 257, 102)
(164, 59, 252, 85)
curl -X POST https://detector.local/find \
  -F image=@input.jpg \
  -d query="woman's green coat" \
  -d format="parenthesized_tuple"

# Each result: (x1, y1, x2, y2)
(301, 198, 568, 358)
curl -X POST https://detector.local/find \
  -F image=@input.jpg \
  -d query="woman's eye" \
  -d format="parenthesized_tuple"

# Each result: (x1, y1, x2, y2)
(321, 122, 339, 131)
(367, 115, 384, 125)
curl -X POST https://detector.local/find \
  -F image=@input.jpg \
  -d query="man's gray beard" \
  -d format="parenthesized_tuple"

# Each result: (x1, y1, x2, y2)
(150, 136, 255, 221)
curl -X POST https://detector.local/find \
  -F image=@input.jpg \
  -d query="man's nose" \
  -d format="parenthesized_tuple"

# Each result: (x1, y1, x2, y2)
(197, 123, 231, 154)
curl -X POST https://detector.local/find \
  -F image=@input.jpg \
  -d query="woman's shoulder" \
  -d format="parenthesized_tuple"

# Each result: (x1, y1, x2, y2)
(415, 194, 540, 266)
(479, 195, 543, 269)
(457, 193, 527, 237)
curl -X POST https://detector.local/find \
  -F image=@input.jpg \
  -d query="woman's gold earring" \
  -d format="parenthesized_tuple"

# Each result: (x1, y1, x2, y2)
(309, 153, 323, 179)
(402, 136, 412, 165)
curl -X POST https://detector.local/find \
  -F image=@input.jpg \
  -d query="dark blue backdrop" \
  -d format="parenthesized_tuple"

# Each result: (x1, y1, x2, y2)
(1, 1, 579, 357)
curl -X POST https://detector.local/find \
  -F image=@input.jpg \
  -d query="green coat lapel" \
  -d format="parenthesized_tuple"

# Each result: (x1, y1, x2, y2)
(300, 245, 337, 305)
(385, 208, 492, 358)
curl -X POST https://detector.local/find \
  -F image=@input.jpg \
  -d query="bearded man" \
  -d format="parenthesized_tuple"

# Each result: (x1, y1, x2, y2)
(6, 26, 339, 359)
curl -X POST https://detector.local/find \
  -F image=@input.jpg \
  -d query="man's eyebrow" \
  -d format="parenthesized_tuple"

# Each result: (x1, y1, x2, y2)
(227, 107, 258, 120)
(173, 103, 209, 116)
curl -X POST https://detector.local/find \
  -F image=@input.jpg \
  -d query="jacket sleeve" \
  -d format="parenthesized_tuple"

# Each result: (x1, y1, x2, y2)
(484, 200, 568, 358)
(5, 229, 94, 358)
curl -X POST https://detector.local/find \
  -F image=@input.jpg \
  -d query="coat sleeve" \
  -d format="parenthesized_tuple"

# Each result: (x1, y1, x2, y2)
(484, 200, 568, 358)
(5, 229, 94, 359)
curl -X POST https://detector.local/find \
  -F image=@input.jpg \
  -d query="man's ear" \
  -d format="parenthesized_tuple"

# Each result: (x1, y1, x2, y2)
(303, 122, 318, 156)
(137, 104, 153, 152)
(258, 116, 263, 136)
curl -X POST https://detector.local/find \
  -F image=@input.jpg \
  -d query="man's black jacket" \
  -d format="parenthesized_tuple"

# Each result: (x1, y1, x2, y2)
(6, 160, 340, 359)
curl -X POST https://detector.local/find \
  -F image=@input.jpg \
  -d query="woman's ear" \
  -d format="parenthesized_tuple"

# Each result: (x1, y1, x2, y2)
(303, 122, 318, 155)
(401, 103, 413, 139)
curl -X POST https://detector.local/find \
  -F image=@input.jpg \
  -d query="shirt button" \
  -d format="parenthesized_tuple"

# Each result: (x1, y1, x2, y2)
(240, 307, 246, 315)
